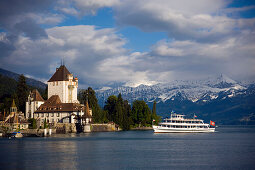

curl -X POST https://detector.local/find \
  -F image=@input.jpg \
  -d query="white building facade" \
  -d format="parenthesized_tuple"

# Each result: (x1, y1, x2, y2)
(25, 89, 44, 119)
(47, 66, 79, 103)
(26, 65, 92, 126)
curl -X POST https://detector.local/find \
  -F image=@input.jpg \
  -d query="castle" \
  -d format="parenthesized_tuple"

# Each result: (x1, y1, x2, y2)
(25, 65, 92, 127)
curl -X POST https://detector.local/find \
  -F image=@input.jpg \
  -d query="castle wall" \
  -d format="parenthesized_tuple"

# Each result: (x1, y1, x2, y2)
(33, 111, 83, 124)
(48, 81, 66, 103)
(26, 101, 44, 119)
(48, 80, 78, 103)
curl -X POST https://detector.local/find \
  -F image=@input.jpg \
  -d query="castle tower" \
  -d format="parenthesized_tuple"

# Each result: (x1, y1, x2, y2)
(25, 89, 45, 119)
(47, 65, 79, 103)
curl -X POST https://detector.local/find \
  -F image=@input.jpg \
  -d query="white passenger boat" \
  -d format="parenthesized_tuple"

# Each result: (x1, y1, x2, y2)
(153, 113, 215, 133)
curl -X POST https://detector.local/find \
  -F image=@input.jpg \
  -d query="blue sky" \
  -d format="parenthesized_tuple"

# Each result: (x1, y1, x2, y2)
(0, 0, 255, 88)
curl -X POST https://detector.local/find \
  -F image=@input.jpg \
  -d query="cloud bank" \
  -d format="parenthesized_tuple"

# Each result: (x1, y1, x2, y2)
(0, 0, 254, 87)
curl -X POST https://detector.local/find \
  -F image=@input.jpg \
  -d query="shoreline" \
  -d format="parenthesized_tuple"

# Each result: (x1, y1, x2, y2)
(131, 126, 153, 130)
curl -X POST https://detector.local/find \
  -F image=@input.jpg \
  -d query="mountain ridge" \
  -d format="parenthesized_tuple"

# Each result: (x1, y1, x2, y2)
(0, 68, 47, 89)
(95, 75, 255, 125)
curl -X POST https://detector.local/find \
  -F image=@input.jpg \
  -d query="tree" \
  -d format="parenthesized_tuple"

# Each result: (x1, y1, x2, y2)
(131, 100, 152, 127)
(43, 118, 47, 129)
(28, 118, 37, 129)
(104, 95, 118, 122)
(104, 93, 132, 130)
(151, 101, 161, 125)
(42, 85, 48, 100)
(80, 87, 107, 123)
(116, 93, 124, 125)
(122, 100, 132, 130)
(17, 74, 28, 113)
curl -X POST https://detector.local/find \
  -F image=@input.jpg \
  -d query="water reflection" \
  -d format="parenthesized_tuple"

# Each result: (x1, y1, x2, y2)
(1, 127, 255, 169)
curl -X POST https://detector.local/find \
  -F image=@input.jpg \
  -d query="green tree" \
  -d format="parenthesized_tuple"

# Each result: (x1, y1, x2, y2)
(116, 93, 124, 125)
(81, 87, 107, 123)
(17, 74, 28, 113)
(151, 101, 161, 125)
(104, 95, 118, 122)
(122, 100, 132, 130)
(104, 93, 131, 130)
(28, 118, 37, 129)
(42, 85, 48, 100)
(43, 118, 47, 129)
(131, 100, 152, 127)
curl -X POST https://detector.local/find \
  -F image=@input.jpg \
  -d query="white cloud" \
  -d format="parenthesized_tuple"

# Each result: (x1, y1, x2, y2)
(0, 0, 254, 87)
(112, 0, 255, 42)
(74, 0, 119, 15)
(26, 13, 64, 25)
(0, 25, 127, 85)
(1, 24, 255, 87)
(57, 0, 119, 16)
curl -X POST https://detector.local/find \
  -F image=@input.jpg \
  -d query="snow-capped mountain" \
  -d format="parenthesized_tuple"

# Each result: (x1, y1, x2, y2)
(94, 74, 255, 125)
(96, 74, 247, 105)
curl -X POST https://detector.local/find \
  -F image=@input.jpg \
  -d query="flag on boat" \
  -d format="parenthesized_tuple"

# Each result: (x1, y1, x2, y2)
(210, 120, 215, 126)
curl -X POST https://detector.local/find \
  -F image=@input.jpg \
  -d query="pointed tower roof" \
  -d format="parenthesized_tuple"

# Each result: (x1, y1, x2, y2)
(48, 65, 71, 82)
(31, 89, 44, 101)
(11, 99, 16, 108)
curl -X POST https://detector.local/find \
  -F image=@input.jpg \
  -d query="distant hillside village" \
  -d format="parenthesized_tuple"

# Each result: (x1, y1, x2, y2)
(0, 65, 160, 135)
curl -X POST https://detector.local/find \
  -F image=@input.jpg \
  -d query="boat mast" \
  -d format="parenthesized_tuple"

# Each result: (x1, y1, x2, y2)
(15, 112, 19, 131)
(3, 109, 5, 121)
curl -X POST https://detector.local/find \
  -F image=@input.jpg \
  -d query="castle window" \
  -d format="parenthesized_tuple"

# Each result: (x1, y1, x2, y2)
(51, 113, 54, 117)
(52, 119, 54, 123)
(57, 113, 60, 117)
(41, 114, 44, 117)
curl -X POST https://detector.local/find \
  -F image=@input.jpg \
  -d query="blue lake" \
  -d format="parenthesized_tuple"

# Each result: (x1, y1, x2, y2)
(1, 126, 255, 170)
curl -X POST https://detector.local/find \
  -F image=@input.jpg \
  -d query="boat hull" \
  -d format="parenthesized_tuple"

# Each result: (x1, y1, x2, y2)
(153, 126, 215, 133)
(11, 132, 23, 138)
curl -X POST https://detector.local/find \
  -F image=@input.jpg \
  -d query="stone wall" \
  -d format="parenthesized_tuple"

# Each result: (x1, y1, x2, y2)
(91, 123, 121, 132)
(48, 81, 66, 102)
(48, 80, 78, 103)
(55, 123, 77, 133)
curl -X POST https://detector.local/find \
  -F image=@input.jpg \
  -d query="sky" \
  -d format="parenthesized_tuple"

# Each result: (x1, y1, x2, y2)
(0, 0, 255, 88)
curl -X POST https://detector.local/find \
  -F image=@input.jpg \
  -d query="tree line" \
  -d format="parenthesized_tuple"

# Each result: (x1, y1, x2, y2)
(79, 87, 161, 130)
(0, 74, 160, 130)
(0, 74, 47, 118)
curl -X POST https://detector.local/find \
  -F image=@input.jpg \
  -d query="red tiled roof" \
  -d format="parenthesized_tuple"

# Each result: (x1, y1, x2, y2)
(31, 89, 44, 101)
(35, 95, 85, 113)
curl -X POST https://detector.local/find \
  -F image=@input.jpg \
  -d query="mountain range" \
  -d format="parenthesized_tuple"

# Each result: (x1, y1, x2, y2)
(0, 68, 47, 89)
(1, 67, 254, 125)
(96, 75, 255, 125)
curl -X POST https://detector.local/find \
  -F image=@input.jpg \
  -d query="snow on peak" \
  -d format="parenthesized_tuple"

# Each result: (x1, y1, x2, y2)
(216, 74, 237, 84)
(96, 74, 248, 104)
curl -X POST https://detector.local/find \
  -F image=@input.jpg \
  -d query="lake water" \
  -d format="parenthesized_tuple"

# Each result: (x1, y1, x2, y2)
(1, 126, 255, 170)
